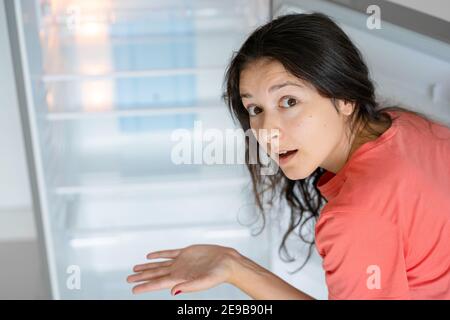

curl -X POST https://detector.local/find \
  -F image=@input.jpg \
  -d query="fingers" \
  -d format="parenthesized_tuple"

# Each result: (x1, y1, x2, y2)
(127, 267, 171, 283)
(147, 249, 181, 259)
(132, 275, 175, 294)
(170, 276, 214, 295)
(128, 247, 185, 294)
(133, 260, 173, 272)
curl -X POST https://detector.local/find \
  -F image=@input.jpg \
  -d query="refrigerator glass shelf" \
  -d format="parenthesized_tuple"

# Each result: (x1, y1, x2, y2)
(54, 168, 251, 196)
(39, 66, 226, 82)
(40, 70, 226, 114)
(45, 104, 227, 120)
(43, 30, 250, 46)
(39, 0, 254, 29)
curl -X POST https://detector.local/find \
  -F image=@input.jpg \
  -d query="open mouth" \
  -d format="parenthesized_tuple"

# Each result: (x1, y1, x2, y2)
(277, 149, 298, 163)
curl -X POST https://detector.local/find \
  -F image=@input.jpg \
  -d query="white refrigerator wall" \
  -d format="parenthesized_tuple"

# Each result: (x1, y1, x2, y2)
(0, 0, 35, 241)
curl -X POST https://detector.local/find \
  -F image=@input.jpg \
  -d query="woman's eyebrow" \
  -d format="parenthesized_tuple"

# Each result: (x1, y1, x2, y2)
(240, 93, 252, 99)
(240, 81, 303, 99)
(268, 81, 303, 93)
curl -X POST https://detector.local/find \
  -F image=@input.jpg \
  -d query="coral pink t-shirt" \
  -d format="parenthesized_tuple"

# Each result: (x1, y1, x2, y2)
(315, 110, 450, 300)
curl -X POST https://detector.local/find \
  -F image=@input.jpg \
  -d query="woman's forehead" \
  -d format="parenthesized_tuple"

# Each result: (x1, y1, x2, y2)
(240, 66, 309, 97)
(241, 62, 294, 87)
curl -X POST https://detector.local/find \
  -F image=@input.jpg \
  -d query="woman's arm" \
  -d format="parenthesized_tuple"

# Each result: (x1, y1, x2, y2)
(128, 244, 314, 299)
(227, 250, 315, 300)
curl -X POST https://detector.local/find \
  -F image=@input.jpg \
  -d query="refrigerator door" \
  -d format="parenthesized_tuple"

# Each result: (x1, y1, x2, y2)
(6, 0, 271, 299)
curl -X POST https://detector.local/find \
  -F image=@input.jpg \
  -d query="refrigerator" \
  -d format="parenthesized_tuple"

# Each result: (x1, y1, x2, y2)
(5, 0, 449, 300)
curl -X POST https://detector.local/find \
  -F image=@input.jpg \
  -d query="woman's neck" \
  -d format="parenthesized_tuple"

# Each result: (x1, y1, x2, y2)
(347, 119, 392, 161)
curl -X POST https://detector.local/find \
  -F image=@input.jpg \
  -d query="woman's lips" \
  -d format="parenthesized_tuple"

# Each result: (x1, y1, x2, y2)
(278, 149, 298, 165)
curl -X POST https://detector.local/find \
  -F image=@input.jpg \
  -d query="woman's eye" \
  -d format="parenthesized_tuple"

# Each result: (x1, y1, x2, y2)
(280, 97, 297, 108)
(247, 105, 262, 116)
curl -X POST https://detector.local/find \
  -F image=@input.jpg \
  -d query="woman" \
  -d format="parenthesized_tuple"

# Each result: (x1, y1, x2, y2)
(127, 13, 450, 299)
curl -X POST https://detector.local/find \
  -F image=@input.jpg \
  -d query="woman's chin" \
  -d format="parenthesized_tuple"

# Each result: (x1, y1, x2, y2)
(280, 164, 317, 180)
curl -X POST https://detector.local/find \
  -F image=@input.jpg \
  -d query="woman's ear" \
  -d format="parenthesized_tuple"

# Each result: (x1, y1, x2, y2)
(337, 99, 355, 116)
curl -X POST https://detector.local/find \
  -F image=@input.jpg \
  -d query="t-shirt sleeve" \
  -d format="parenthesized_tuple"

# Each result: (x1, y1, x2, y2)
(315, 211, 411, 299)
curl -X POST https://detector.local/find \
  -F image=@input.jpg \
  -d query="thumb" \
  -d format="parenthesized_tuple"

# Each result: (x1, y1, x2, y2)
(171, 276, 214, 296)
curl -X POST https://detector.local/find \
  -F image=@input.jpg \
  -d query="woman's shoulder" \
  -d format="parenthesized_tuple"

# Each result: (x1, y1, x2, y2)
(387, 108, 450, 140)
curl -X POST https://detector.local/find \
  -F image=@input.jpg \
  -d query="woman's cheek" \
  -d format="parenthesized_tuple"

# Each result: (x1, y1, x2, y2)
(294, 115, 327, 165)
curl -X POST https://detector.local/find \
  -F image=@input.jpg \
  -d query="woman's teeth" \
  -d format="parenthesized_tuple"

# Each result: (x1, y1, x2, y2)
(279, 149, 296, 155)
(278, 149, 298, 157)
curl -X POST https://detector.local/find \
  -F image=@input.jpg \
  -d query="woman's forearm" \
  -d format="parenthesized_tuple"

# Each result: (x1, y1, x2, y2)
(227, 252, 315, 300)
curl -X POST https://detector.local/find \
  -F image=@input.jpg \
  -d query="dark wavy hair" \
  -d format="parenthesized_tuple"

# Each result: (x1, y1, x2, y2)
(222, 12, 431, 272)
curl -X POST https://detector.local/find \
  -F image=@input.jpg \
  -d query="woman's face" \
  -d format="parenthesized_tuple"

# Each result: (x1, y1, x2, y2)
(239, 58, 355, 179)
